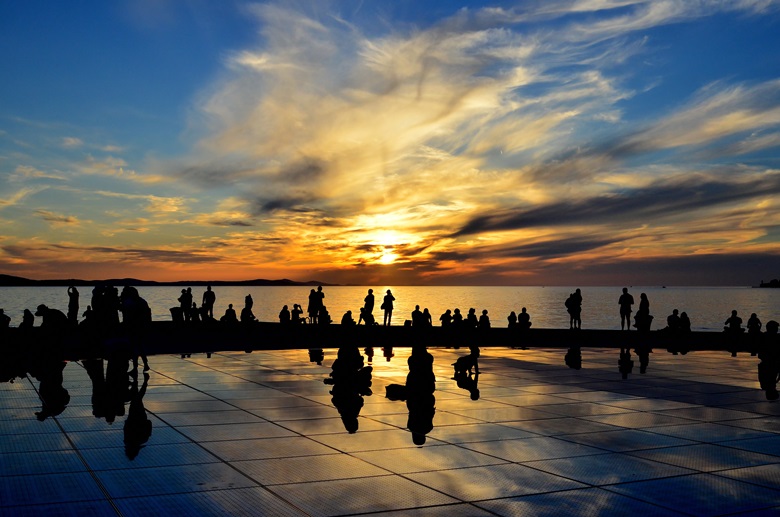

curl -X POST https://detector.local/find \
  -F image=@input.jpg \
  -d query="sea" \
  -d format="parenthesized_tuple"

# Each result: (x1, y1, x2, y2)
(1, 285, 777, 332)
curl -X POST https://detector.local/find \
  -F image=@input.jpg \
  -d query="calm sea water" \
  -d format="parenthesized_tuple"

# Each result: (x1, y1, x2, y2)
(1, 285, 777, 332)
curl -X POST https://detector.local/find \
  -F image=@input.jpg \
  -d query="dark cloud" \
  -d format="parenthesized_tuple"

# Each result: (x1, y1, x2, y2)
(51, 244, 216, 264)
(209, 219, 254, 227)
(454, 172, 780, 236)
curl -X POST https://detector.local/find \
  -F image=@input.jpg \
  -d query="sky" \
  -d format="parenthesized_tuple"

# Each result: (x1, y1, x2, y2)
(1, 0, 780, 286)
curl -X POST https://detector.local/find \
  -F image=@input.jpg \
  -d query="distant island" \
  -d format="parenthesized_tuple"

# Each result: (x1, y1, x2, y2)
(0, 274, 338, 288)
(759, 279, 779, 288)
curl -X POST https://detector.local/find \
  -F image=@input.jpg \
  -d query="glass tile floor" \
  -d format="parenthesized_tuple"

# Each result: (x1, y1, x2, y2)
(2, 346, 779, 516)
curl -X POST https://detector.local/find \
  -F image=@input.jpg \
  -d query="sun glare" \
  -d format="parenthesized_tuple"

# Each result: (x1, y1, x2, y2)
(378, 251, 398, 265)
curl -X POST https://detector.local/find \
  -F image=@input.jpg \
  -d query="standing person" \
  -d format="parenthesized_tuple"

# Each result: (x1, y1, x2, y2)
(202, 286, 216, 319)
(315, 286, 325, 318)
(618, 288, 634, 331)
(67, 286, 79, 325)
(567, 289, 582, 329)
(119, 286, 151, 373)
(382, 289, 395, 326)
(307, 289, 318, 324)
(178, 289, 193, 322)
(364, 289, 375, 317)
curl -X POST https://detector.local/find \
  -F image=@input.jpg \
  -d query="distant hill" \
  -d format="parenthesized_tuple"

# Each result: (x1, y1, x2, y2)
(759, 279, 779, 288)
(0, 274, 337, 287)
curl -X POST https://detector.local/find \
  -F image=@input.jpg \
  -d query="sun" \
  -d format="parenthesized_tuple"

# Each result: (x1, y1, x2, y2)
(378, 251, 398, 265)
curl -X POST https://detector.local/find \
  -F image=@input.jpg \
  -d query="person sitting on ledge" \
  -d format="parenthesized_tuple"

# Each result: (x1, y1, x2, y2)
(341, 310, 356, 326)
(724, 310, 744, 332)
(747, 313, 762, 334)
(440, 309, 452, 327)
(221, 304, 237, 323)
(666, 309, 681, 331)
(292, 304, 305, 324)
(279, 305, 291, 324)
(518, 307, 532, 330)
(507, 311, 517, 328)
(479, 309, 490, 329)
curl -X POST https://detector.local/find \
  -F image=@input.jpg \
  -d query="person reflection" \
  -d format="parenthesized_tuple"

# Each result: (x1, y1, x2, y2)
(386, 346, 436, 445)
(324, 346, 373, 433)
(565, 347, 582, 370)
(125, 372, 152, 459)
(757, 320, 779, 400)
(452, 346, 480, 400)
(618, 348, 634, 379)
(84, 359, 110, 420)
(33, 355, 70, 421)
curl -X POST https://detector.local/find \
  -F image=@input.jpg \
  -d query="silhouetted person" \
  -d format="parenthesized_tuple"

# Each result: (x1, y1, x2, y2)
(341, 310, 356, 326)
(34, 304, 68, 330)
(179, 288, 193, 322)
(633, 293, 652, 332)
(679, 311, 691, 332)
(318, 305, 332, 325)
(518, 307, 531, 330)
(124, 372, 152, 459)
(565, 290, 582, 329)
(747, 313, 762, 334)
(466, 308, 478, 329)
(245, 293, 254, 310)
(724, 310, 743, 332)
(241, 295, 257, 323)
(453, 347, 480, 400)
(81, 305, 93, 324)
(359, 307, 376, 326)
(364, 289, 374, 316)
(190, 302, 201, 323)
(202, 286, 216, 319)
(618, 287, 634, 331)
(119, 286, 151, 373)
(452, 308, 463, 326)
(422, 308, 432, 327)
(221, 303, 237, 323)
(507, 311, 517, 328)
(382, 290, 395, 326)
(279, 305, 291, 324)
(453, 346, 480, 377)
(479, 309, 490, 329)
(67, 286, 79, 325)
(411, 305, 423, 327)
(292, 304, 305, 324)
(19, 308, 34, 329)
(307, 289, 318, 324)
(666, 309, 681, 331)
(440, 309, 452, 327)
(757, 320, 779, 400)
(364, 347, 374, 364)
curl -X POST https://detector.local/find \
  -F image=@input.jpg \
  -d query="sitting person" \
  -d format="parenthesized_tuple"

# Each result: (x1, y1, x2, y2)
(220, 304, 238, 323)
(279, 305, 291, 324)
(517, 307, 531, 330)
(341, 310, 356, 326)
(724, 310, 743, 332)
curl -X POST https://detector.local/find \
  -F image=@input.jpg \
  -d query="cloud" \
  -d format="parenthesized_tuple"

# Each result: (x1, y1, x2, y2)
(61, 137, 84, 148)
(454, 169, 780, 236)
(35, 210, 80, 227)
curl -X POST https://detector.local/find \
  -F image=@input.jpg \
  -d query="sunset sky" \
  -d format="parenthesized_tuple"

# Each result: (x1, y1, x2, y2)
(1, 1, 779, 285)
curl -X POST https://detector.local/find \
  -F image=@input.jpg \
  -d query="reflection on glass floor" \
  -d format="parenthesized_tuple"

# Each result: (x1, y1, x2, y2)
(2, 347, 780, 516)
